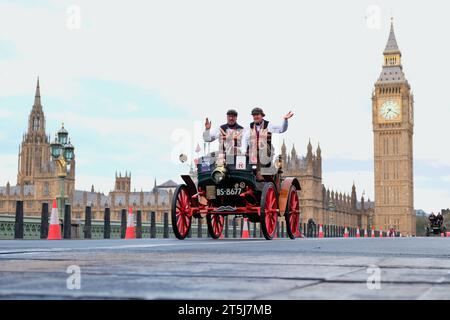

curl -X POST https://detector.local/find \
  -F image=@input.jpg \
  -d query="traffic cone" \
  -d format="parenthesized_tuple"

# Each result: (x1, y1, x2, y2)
(379, 228, 383, 238)
(47, 199, 62, 240)
(318, 224, 324, 238)
(125, 207, 136, 239)
(343, 226, 349, 238)
(241, 218, 250, 239)
(364, 228, 368, 238)
(371, 226, 375, 238)
(356, 227, 360, 238)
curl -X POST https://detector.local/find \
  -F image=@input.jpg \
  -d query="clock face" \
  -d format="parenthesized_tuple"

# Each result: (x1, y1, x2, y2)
(379, 100, 401, 121)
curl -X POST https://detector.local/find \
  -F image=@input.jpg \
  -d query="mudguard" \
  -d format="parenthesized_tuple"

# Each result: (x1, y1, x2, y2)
(181, 175, 199, 206)
(278, 177, 301, 216)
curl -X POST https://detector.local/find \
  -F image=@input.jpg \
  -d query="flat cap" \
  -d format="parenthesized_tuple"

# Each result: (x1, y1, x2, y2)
(251, 107, 265, 116)
(226, 109, 238, 116)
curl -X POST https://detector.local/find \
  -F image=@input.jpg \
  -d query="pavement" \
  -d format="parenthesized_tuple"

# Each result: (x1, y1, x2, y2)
(1, 237, 450, 299)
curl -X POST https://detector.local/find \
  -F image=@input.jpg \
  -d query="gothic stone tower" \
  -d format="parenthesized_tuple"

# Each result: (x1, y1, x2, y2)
(372, 21, 415, 235)
(282, 140, 323, 223)
(17, 78, 50, 185)
(17, 78, 76, 203)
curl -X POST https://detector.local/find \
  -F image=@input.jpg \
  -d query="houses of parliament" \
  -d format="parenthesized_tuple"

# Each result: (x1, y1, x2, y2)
(0, 21, 415, 235)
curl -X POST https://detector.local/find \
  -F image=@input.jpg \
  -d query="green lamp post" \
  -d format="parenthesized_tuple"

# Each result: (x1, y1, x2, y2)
(50, 123, 74, 219)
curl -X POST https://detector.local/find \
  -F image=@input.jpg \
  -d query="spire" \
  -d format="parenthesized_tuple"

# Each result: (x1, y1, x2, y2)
(34, 77, 41, 108)
(281, 139, 286, 155)
(377, 19, 406, 82)
(384, 18, 400, 54)
(291, 144, 297, 157)
(316, 142, 321, 158)
(307, 139, 312, 160)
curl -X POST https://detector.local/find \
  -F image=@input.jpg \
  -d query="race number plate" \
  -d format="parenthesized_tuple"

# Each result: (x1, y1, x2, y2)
(236, 156, 246, 170)
(216, 187, 243, 196)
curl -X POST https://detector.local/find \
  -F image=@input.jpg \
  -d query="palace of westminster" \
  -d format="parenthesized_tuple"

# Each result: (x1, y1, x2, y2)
(0, 21, 416, 235)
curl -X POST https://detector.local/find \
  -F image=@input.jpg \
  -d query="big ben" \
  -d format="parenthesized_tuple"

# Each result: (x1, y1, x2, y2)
(372, 20, 415, 236)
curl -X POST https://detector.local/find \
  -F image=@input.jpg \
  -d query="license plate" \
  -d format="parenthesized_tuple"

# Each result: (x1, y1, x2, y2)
(216, 187, 242, 196)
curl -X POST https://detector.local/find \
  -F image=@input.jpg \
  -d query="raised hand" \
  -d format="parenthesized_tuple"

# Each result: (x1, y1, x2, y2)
(205, 117, 212, 130)
(283, 111, 294, 120)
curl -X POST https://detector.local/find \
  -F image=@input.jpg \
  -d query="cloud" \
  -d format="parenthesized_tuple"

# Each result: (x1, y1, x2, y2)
(0, 154, 18, 184)
(0, 109, 13, 118)
(323, 170, 374, 200)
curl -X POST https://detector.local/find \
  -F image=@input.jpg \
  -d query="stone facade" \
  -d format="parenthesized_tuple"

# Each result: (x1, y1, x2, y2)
(372, 21, 415, 236)
(281, 141, 374, 229)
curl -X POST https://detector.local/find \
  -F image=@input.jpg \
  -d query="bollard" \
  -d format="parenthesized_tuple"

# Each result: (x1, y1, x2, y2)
(232, 217, 237, 238)
(187, 221, 192, 238)
(40, 202, 49, 239)
(120, 209, 127, 239)
(136, 210, 142, 239)
(104, 208, 111, 239)
(64, 204, 71, 239)
(163, 212, 169, 238)
(84, 206, 92, 239)
(240, 218, 244, 237)
(150, 211, 156, 238)
(224, 216, 229, 238)
(14, 201, 24, 239)
(253, 222, 257, 238)
(281, 221, 285, 238)
(276, 220, 280, 238)
(197, 217, 202, 238)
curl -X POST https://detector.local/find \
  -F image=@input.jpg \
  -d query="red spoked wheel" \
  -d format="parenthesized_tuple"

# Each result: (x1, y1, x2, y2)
(171, 185, 193, 240)
(207, 214, 225, 239)
(260, 182, 279, 240)
(285, 185, 300, 239)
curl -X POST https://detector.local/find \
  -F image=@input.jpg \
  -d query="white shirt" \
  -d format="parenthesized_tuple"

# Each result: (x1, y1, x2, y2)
(203, 125, 244, 143)
(240, 119, 288, 154)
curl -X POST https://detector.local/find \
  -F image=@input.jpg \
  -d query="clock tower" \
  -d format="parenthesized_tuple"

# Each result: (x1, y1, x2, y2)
(372, 20, 415, 236)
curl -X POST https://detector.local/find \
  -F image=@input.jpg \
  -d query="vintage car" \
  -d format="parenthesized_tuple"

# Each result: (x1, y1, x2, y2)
(426, 216, 446, 237)
(171, 152, 301, 240)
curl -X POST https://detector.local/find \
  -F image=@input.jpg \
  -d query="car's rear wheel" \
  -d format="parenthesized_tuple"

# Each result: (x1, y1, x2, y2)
(207, 214, 225, 239)
(171, 185, 192, 240)
(260, 182, 278, 240)
(285, 185, 300, 239)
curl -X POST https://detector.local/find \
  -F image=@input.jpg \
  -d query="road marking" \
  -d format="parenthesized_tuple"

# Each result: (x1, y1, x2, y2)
(0, 239, 283, 255)
(88, 240, 272, 250)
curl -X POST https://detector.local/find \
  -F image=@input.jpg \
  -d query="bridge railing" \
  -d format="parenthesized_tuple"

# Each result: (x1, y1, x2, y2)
(1, 200, 398, 240)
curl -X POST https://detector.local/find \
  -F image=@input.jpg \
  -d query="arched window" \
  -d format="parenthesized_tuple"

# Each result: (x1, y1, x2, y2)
(33, 117, 40, 131)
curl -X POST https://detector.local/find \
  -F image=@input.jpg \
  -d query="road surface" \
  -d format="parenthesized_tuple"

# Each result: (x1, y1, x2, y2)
(1, 237, 450, 299)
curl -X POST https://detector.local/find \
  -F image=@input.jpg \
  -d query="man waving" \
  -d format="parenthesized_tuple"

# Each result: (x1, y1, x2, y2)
(241, 107, 294, 181)
(203, 109, 244, 156)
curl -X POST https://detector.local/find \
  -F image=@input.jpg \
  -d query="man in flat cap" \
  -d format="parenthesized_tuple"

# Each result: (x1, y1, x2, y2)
(203, 109, 244, 156)
(241, 107, 294, 181)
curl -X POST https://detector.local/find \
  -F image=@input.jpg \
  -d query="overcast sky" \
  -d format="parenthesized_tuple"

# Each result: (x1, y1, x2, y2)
(0, 0, 449, 212)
